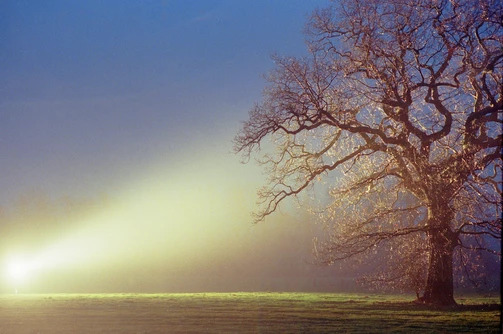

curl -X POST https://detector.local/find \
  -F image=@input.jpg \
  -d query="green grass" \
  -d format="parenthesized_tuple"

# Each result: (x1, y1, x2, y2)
(0, 292, 500, 333)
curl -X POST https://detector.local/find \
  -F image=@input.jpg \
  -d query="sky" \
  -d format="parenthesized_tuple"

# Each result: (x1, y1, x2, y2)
(0, 0, 344, 293)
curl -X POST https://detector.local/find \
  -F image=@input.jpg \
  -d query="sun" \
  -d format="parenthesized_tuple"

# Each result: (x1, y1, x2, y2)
(6, 259, 32, 283)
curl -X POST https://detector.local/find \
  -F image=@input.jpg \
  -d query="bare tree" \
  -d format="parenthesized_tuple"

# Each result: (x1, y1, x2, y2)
(235, 0, 502, 306)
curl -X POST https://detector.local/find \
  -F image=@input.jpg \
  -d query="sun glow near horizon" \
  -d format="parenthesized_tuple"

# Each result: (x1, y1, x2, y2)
(1, 153, 261, 293)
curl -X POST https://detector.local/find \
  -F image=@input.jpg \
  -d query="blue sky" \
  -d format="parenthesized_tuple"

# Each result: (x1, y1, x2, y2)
(0, 0, 329, 203)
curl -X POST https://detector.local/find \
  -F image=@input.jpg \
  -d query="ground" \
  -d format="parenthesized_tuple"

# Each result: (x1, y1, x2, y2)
(0, 293, 500, 333)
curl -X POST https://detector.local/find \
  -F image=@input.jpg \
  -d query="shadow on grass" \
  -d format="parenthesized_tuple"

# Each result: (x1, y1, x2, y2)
(367, 301, 501, 312)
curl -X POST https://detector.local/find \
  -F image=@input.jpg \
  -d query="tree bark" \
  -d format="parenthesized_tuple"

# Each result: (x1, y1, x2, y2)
(421, 225, 457, 306)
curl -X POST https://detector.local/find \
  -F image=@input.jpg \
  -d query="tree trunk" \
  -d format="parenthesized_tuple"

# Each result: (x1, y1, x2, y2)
(421, 226, 457, 306)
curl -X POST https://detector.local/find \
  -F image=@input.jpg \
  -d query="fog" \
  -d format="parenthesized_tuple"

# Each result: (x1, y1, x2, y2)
(2, 0, 497, 296)
(0, 0, 344, 294)
(0, 148, 352, 293)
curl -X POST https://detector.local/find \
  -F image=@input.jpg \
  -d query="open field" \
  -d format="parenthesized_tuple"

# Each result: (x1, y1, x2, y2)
(0, 293, 500, 333)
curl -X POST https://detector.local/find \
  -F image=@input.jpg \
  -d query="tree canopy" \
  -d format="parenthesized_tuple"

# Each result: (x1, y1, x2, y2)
(235, 0, 502, 306)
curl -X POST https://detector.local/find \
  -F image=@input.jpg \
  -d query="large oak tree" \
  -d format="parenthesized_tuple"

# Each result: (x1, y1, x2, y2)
(235, 0, 502, 306)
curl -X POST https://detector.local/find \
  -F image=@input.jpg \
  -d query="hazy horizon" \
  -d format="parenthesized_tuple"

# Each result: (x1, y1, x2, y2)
(1, 0, 499, 296)
(0, 0, 348, 294)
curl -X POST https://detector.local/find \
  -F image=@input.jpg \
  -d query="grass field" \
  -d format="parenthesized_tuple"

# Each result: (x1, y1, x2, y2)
(0, 292, 500, 333)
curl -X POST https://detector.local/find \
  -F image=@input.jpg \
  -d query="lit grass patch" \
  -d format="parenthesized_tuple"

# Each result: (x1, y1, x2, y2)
(0, 293, 500, 333)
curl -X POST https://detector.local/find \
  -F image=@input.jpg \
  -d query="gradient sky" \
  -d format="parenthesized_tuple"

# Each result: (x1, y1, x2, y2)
(1, 0, 328, 201)
(0, 0, 344, 293)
